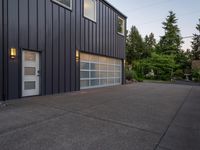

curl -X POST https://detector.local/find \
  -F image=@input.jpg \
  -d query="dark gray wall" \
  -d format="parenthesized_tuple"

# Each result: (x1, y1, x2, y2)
(2, 0, 126, 100)
(0, 0, 2, 100)
(80, 0, 126, 58)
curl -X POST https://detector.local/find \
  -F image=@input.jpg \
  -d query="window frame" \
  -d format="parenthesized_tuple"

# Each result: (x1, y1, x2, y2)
(52, 0, 72, 10)
(117, 16, 125, 36)
(83, 0, 97, 22)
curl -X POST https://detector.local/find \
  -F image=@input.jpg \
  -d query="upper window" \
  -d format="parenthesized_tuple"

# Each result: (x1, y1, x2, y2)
(117, 16, 125, 36)
(52, 0, 72, 10)
(84, 0, 96, 22)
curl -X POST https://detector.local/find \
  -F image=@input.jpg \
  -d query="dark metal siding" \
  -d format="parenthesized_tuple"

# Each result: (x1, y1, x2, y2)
(3, 0, 8, 100)
(2, 0, 126, 100)
(37, 0, 46, 95)
(0, 0, 3, 100)
(7, 0, 19, 99)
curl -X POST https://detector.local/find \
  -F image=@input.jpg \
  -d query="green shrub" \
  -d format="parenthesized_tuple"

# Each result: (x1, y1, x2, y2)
(125, 69, 143, 82)
(137, 78, 143, 82)
(192, 69, 200, 82)
(125, 69, 134, 80)
(174, 69, 184, 79)
(132, 53, 177, 81)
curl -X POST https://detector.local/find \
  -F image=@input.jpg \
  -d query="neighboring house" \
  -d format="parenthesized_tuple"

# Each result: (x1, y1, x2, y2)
(0, 0, 127, 100)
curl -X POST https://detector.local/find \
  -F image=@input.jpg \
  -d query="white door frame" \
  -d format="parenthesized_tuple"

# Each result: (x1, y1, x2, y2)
(22, 50, 41, 97)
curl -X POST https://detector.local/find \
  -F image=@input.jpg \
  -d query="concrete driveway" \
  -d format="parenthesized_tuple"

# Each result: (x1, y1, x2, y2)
(0, 83, 199, 150)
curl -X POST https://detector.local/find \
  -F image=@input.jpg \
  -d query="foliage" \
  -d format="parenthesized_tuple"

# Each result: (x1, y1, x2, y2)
(125, 68, 143, 82)
(175, 50, 191, 70)
(192, 69, 200, 82)
(125, 69, 136, 80)
(126, 26, 145, 63)
(143, 33, 156, 58)
(191, 19, 200, 60)
(125, 12, 200, 81)
(174, 69, 184, 79)
(157, 11, 183, 55)
(133, 53, 178, 81)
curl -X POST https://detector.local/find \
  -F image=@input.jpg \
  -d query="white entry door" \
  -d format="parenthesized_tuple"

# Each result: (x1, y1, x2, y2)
(22, 51, 40, 97)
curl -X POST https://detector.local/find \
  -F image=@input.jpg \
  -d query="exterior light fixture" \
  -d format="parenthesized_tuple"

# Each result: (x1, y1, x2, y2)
(76, 49, 80, 62)
(10, 48, 17, 59)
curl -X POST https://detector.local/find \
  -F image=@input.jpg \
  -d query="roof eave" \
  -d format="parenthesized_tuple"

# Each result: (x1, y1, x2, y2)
(102, 0, 127, 19)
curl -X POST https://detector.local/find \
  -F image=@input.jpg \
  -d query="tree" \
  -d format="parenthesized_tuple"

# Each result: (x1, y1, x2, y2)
(175, 50, 191, 70)
(191, 19, 200, 60)
(143, 33, 156, 58)
(126, 26, 145, 64)
(133, 53, 178, 80)
(158, 11, 183, 55)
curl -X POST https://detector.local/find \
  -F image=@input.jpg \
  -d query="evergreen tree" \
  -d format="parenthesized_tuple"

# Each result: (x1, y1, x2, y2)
(175, 50, 191, 70)
(191, 19, 200, 60)
(126, 26, 145, 64)
(144, 33, 156, 57)
(158, 11, 183, 55)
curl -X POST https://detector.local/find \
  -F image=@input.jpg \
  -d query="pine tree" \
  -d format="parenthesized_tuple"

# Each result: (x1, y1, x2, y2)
(191, 19, 200, 60)
(126, 26, 145, 64)
(158, 11, 183, 55)
(144, 33, 156, 57)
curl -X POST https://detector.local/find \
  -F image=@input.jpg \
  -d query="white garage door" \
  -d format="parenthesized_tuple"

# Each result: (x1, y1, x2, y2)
(80, 53, 122, 89)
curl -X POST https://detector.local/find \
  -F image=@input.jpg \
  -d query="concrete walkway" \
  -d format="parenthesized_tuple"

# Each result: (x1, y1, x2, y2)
(0, 83, 199, 150)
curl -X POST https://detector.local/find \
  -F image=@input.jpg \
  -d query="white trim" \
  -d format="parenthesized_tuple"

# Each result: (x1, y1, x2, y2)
(84, 0, 97, 22)
(80, 77, 121, 80)
(81, 60, 121, 66)
(52, 0, 72, 10)
(22, 51, 41, 97)
(81, 83, 121, 90)
(117, 16, 125, 36)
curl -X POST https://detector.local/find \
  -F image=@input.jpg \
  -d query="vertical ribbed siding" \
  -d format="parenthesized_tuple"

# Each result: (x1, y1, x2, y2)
(2, 0, 8, 100)
(7, 0, 19, 99)
(0, 0, 3, 100)
(45, 0, 53, 94)
(37, 0, 46, 95)
(2, 0, 126, 100)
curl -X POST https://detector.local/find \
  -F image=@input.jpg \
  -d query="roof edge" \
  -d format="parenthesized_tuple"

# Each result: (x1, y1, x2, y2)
(102, 0, 127, 18)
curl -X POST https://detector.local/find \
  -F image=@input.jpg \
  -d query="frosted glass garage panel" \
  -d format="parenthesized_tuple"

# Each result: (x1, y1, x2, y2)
(90, 63, 99, 70)
(80, 71, 89, 78)
(80, 53, 122, 89)
(80, 62, 89, 70)
(80, 53, 89, 61)
(91, 71, 99, 78)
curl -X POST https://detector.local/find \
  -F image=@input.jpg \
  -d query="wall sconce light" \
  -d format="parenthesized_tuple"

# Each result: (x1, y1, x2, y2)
(10, 48, 17, 59)
(76, 49, 80, 62)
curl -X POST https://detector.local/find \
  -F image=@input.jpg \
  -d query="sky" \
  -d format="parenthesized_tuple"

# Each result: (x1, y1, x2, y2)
(108, 0, 200, 51)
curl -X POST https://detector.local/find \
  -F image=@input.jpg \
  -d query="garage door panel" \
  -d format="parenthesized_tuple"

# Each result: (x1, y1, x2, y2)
(91, 71, 99, 78)
(80, 71, 89, 78)
(90, 63, 99, 70)
(80, 62, 89, 70)
(80, 53, 122, 89)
